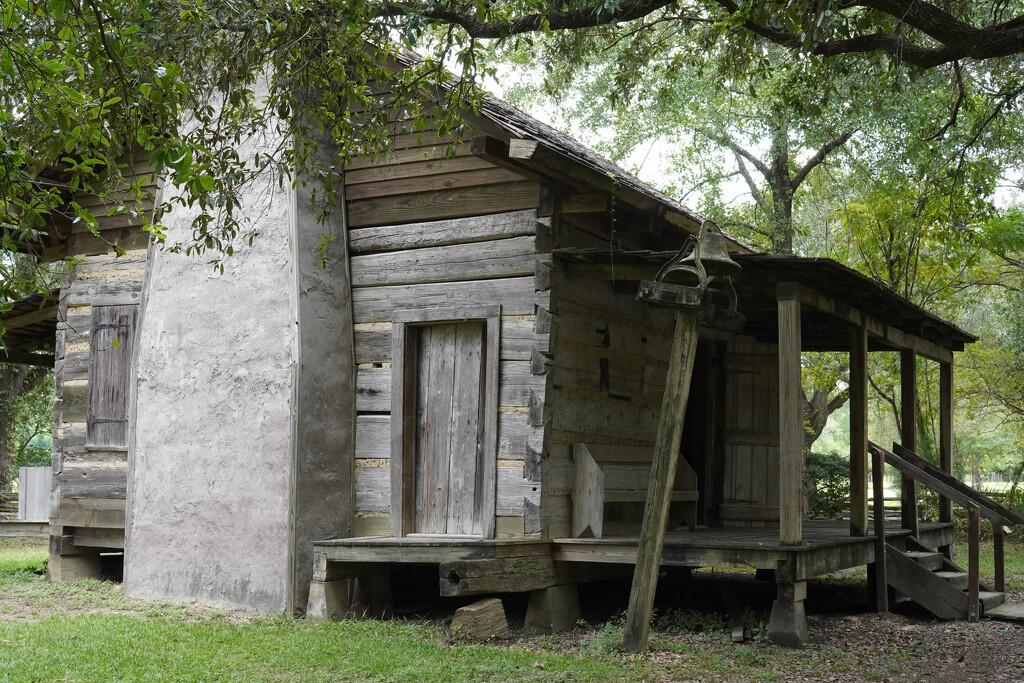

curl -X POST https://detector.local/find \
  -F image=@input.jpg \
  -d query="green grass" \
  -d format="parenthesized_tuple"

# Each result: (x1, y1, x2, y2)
(1, 538, 1022, 682)
(954, 537, 1024, 593)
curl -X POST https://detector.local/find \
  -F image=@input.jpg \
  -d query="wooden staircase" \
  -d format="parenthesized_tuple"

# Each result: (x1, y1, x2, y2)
(869, 441, 1024, 622)
(886, 540, 1005, 619)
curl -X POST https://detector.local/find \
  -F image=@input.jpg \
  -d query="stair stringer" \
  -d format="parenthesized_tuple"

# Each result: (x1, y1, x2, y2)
(885, 544, 966, 619)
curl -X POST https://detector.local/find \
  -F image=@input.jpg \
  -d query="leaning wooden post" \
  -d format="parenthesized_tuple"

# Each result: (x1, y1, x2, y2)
(870, 444, 888, 613)
(622, 295, 701, 653)
(967, 502, 980, 622)
(622, 221, 743, 653)
(900, 350, 920, 537)
(849, 326, 869, 537)
(777, 283, 803, 547)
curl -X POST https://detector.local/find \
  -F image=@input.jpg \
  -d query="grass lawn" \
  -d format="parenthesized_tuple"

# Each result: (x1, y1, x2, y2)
(1, 537, 1022, 682)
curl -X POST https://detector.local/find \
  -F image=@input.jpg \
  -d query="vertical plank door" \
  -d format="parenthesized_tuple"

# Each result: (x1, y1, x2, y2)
(414, 321, 486, 535)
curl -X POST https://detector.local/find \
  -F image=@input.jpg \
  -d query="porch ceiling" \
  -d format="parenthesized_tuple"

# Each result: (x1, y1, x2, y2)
(554, 250, 976, 353)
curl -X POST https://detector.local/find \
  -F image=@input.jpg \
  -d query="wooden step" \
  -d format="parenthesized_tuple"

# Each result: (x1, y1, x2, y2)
(934, 571, 968, 590)
(985, 601, 1024, 621)
(904, 551, 944, 571)
(980, 591, 1006, 612)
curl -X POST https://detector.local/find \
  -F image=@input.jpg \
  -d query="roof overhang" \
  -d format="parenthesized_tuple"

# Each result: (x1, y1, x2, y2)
(555, 250, 975, 360)
(0, 291, 59, 367)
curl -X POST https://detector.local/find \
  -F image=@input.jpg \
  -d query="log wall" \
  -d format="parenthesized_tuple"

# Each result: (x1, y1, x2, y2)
(51, 156, 156, 554)
(544, 213, 679, 538)
(345, 141, 549, 539)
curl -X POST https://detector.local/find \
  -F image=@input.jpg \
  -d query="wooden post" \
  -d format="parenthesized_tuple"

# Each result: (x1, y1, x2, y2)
(939, 362, 954, 527)
(900, 350, 919, 537)
(871, 445, 888, 613)
(778, 284, 803, 546)
(622, 299, 701, 653)
(994, 524, 1005, 593)
(849, 326, 869, 537)
(967, 502, 980, 622)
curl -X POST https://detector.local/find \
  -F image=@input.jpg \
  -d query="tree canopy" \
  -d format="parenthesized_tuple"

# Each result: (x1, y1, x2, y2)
(3, 0, 1024, 273)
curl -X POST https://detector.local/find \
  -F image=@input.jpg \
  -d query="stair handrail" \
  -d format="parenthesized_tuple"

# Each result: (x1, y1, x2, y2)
(867, 440, 1014, 622)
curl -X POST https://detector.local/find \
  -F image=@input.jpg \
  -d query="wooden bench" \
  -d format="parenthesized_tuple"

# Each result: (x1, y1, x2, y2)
(572, 443, 699, 538)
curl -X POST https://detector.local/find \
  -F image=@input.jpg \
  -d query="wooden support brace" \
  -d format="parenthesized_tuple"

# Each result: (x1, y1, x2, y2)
(623, 302, 701, 652)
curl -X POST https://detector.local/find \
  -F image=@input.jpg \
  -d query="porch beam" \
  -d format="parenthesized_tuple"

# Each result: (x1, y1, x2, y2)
(849, 326, 869, 537)
(900, 350, 920, 537)
(778, 283, 803, 546)
(790, 284, 953, 363)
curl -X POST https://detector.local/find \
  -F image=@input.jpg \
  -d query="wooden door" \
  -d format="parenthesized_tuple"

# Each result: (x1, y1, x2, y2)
(413, 321, 487, 535)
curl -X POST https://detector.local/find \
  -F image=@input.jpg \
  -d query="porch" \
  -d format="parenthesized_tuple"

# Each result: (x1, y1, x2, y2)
(307, 520, 954, 637)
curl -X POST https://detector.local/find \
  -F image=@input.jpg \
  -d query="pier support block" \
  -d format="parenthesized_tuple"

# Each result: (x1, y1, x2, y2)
(525, 584, 580, 634)
(767, 581, 807, 648)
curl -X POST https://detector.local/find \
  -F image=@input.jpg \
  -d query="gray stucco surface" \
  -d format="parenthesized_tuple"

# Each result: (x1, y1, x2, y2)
(126, 173, 298, 612)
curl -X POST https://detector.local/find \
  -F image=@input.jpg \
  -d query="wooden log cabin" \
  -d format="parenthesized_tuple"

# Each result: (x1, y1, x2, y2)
(8, 58, 1013, 647)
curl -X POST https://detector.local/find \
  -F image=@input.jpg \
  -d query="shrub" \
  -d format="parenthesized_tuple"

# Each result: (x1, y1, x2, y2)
(805, 451, 850, 519)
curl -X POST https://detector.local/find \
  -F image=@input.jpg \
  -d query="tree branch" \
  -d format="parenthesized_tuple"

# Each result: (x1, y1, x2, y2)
(790, 129, 856, 191)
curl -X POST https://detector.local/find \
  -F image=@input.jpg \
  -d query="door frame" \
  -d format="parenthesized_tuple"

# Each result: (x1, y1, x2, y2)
(389, 305, 500, 538)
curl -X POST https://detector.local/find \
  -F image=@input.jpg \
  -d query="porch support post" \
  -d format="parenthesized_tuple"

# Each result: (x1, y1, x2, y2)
(939, 362, 954, 525)
(900, 349, 920, 537)
(778, 283, 803, 546)
(849, 326, 869, 537)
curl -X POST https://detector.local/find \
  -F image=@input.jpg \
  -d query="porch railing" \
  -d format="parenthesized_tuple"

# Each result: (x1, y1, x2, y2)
(868, 441, 1024, 621)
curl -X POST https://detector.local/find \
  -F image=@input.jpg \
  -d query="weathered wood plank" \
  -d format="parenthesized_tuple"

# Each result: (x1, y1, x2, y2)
(347, 182, 540, 228)
(87, 306, 136, 447)
(58, 466, 126, 499)
(348, 210, 537, 254)
(416, 324, 455, 534)
(63, 279, 143, 307)
(355, 317, 545, 364)
(498, 466, 540, 516)
(56, 497, 125, 529)
(60, 381, 88, 422)
(72, 526, 124, 549)
(353, 277, 549, 323)
(358, 360, 543, 412)
(353, 411, 542, 463)
(446, 322, 485, 535)
(355, 467, 390, 513)
(346, 167, 526, 201)
(350, 236, 537, 287)
(344, 155, 496, 186)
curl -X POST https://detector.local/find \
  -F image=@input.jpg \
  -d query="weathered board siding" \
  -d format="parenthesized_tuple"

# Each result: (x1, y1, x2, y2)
(346, 141, 548, 539)
(719, 338, 780, 527)
(545, 265, 677, 539)
(51, 155, 156, 549)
